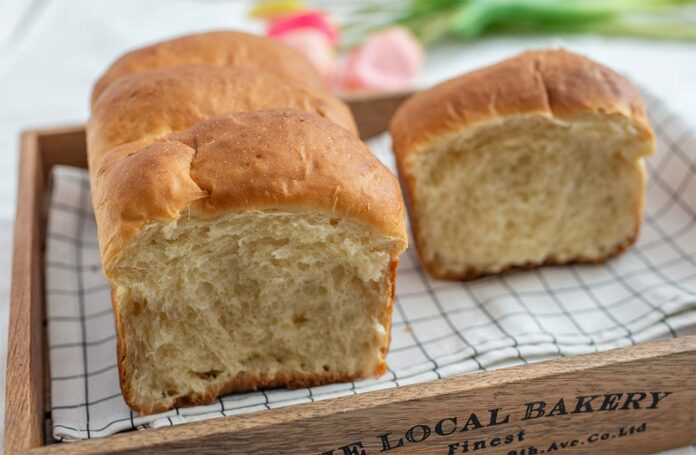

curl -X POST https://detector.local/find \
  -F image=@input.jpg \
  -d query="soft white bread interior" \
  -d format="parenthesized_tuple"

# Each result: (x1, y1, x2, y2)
(113, 211, 398, 414)
(407, 113, 649, 278)
(390, 49, 654, 280)
(94, 110, 406, 414)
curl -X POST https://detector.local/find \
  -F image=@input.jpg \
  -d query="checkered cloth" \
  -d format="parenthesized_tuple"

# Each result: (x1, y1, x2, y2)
(45, 93, 696, 441)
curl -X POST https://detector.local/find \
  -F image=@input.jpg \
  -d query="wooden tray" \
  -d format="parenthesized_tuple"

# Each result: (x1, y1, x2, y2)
(6, 94, 696, 454)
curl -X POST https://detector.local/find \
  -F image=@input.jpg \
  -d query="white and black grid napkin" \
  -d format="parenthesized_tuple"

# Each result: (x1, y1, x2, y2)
(45, 93, 696, 441)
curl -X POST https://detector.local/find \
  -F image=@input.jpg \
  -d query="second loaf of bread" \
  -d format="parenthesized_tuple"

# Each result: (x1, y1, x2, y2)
(391, 49, 655, 280)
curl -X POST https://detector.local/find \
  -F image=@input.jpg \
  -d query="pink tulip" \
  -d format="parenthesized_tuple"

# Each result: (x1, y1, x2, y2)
(275, 28, 336, 80)
(267, 11, 338, 45)
(340, 27, 423, 92)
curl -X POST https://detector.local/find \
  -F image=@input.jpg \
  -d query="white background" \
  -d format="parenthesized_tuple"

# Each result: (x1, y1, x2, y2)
(0, 0, 694, 450)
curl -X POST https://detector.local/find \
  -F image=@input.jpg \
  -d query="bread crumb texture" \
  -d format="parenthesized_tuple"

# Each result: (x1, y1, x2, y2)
(112, 211, 397, 414)
(409, 113, 650, 278)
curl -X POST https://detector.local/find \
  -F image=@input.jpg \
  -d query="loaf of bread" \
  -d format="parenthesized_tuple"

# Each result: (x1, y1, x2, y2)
(390, 49, 654, 280)
(91, 30, 325, 105)
(89, 33, 406, 415)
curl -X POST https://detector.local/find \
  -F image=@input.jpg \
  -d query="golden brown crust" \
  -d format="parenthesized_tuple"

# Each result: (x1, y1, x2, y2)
(377, 259, 399, 374)
(91, 30, 324, 105)
(87, 65, 357, 172)
(94, 109, 407, 275)
(110, 286, 130, 414)
(93, 140, 209, 270)
(390, 49, 654, 165)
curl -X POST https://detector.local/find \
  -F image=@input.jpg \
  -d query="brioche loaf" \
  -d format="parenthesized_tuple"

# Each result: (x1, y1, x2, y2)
(91, 30, 325, 105)
(390, 49, 654, 280)
(89, 32, 407, 415)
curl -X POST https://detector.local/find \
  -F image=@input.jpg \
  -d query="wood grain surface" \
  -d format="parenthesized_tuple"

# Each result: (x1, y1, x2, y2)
(5, 131, 46, 452)
(30, 337, 696, 454)
(5, 111, 695, 454)
(5, 126, 87, 453)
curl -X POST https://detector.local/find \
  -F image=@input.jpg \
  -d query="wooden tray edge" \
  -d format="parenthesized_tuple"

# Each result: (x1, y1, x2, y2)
(6, 124, 696, 454)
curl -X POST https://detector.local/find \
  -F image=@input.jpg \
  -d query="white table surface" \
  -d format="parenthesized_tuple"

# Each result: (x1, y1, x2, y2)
(0, 0, 694, 451)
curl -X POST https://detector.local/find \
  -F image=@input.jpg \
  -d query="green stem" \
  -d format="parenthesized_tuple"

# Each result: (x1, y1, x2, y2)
(447, 0, 681, 39)
(565, 16, 696, 41)
(336, 0, 696, 48)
